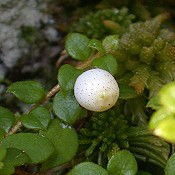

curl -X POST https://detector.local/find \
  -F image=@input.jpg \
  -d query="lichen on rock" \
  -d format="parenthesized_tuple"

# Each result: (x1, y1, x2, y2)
(0, 0, 57, 69)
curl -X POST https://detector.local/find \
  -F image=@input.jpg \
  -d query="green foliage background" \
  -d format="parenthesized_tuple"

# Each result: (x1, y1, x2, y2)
(1, 0, 175, 175)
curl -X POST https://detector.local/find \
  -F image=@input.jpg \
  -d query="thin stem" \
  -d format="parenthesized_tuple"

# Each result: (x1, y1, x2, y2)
(5, 50, 101, 137)
(97, 151, 103, 166)
(45, 84, 60, 99)
(56, 50, 69, 68)
(5, 121, 23, 137)
(5, 84, 61, 137)
(76, 52, 102, 69)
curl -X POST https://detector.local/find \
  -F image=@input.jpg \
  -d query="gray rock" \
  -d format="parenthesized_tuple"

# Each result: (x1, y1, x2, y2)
(0, 0, 56, 68)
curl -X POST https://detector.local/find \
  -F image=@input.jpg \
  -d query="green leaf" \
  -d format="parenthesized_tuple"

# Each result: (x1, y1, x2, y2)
(65, 33, 92, 60)
(107, 150, 138, 175)
(159, 81, 175, 112)
(88, 39, 105, 54)
(0, 128, 5, 142)
(165, 153, 175, 175)
(0, 133, 55, 164)
(58, 64, 82, 91)
(40, 119, 78, 170)
(137, 171, 152, 175)
(6, 148, 30, 166)
(53, 90, 84, 124)
(20, 106, 51, 130)
(0, 148, 7, 172)
(0, 106, 15, 133)
(0, 164, 13, 175)
(102, 35, 119, 54)
(146, 95, 161, 110)
(0, 148, 30, 175)
(92, 54, 118, 75)
(7, 81, 45, 104)
(0, 147, 7, 161)
(68, 162, 109, 175)
(0, 163, 13, 175)
(153, 114, 175, 143)
(118, 83, 137, 99)
(149, 108, 170, 130)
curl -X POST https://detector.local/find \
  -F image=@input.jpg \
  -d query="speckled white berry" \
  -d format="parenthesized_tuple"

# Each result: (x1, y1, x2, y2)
(74, 68, 119, 112)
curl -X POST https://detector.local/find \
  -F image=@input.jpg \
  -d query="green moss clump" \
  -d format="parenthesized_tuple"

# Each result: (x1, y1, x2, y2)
(72, 7, 135, 38)
(110, 13, 175, 98)
(78, 108, 169, 168)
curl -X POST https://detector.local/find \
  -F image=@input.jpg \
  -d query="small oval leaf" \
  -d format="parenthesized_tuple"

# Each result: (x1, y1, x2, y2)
(1, 133, 55, 164)
(107, 150, 138, 175)
(58, 64, 82, 91)
(40, 119, 78, 170)
(0, 148, 30, 175)
(88, 39, 105, 54)
(102, 35, 119, 54)
(20, 106, 51, 130)
(0, 106, 15, 133)
(7, 81, 45, 104)
(53, 90, 84, 124)
(68, 162, 109, 175)
(92, 54, 118, 75)
(65, 33, 92, 61)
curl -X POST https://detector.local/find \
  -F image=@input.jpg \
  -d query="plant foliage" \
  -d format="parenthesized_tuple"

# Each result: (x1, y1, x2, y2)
(1, 2, 175, 175)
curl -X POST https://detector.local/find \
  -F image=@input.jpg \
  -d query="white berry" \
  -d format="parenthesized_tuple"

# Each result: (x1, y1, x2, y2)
(74, 68, 119, 112)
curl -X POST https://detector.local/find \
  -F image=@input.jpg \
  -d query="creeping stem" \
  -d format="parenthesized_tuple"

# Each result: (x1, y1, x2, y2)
(5, 84, 61, 137)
